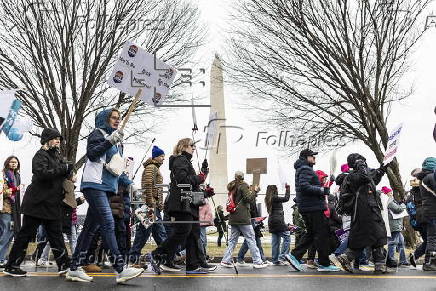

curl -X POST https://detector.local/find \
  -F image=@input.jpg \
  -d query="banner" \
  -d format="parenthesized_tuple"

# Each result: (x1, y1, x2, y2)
(107, 41, 177, 106)
(2, 99, 22, 136)
(0, 90, 17, 128)
(383, 123, 403, 165)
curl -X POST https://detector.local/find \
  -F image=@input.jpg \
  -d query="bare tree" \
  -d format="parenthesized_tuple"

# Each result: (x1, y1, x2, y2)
(227, 0, 431, 201)
(0, 0, 205, 168)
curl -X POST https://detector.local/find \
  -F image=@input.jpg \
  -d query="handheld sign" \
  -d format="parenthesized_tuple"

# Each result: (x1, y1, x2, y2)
(107, 41, 177, 107)
(383, 123, 404, 165)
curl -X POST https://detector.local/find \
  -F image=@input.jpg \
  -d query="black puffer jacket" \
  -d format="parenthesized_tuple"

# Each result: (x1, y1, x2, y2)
(419, 171, 436, 222)
(409, 186, 425, 225)
(294, 158, 325, 213)
(21, 147, 69, 220)
(268, 188, 290, 233)
(340, 163, 386, 249)
(166, 151, 203, 218)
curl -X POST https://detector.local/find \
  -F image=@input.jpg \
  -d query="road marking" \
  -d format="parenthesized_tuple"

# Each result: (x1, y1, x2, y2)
(2, 272, 436, 279)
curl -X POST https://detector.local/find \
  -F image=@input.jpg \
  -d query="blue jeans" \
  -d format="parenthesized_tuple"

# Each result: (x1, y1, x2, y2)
(129, 209, 167, 263)
(388, 231, 407, 264)
(0, 213, 13, 262)
(335, 237, 348, 256)
(222, 224, 262, 265)
(238, 235, 265, 262)
(200, 226, 207, 254)
(271, 231, 291, 263)
(70, 189, 124, 273)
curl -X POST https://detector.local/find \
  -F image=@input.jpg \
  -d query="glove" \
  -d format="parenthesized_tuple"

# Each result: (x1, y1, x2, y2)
(108, 129, 124, 145)
(205, 185, 215, 197)
(198, 172, 207, 183)
(330, 174, 336, 182)
(379, 162, 390, 173)
(201, 159, 209, 175)
(322, 187, 330, 196)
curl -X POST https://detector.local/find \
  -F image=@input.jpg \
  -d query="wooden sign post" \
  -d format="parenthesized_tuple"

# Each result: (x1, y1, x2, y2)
(246, 158, 267, 187)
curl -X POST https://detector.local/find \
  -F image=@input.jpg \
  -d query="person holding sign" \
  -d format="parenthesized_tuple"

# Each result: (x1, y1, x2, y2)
(66, 109, 143, 284)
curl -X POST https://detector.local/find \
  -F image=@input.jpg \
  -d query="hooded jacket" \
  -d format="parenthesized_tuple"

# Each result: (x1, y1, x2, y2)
(294, 157, 325, 213)
(141, 158, 164, 210)
(227, 179, 255, 225)
(81, 109, 122, 193)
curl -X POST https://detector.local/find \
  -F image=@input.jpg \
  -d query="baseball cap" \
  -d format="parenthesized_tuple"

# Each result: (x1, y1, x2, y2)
(299, 149, 318, 158)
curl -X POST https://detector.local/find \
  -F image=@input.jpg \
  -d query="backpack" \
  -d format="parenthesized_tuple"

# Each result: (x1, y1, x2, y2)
(226, 188, 237, 213)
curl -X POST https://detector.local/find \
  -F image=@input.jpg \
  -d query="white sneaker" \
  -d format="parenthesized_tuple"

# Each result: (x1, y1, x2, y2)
(66, 268, 94, 282)
(116, 267, 144, 284)
(220, 262, 234, 268)
(264, 260, 274, 266)
(236, 261, 248, 267)
(37, 259, 53, 267)
(253, 262, 269, 269)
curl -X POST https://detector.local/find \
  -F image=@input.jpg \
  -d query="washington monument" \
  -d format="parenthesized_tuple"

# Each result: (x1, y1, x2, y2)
(208, 54, 228, 208)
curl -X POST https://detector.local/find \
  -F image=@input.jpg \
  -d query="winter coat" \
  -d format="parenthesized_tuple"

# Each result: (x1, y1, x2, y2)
(410, 186, 425, 225)
(110, 173, 133, 219)
(335, 172, 349, 187)
(268, 188, 290, 233)
(420, 171, 436, 222)
(294, 158, 325, 213)
(214, 209, 228, 232)
(340, 165, 386, 249)
(141, 158, 164, 210)
(249, 196, 263, 237)
(21, 147, 69, 220)
(81, 109, 123, 194)
(166, 151, 203, 218)
(387, 198, 406, 232)
(1, 170, 21, 235)
(228, 180, 255, 225)
(1, 170, 20, 214)
(327, 194, 342, 233)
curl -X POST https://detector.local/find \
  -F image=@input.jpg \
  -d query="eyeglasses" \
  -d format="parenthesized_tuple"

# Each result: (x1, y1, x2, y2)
(189, 144, 196, 147)
(110, 116, 121, 121)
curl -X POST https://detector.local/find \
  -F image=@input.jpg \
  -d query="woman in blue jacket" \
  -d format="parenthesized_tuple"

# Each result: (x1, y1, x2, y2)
(66, 109, 143, 284)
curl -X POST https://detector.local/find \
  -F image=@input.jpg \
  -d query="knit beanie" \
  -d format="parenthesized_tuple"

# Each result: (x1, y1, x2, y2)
(152, 145, 165, 159)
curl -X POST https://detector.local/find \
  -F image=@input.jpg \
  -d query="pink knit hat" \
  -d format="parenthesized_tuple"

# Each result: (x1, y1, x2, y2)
(381, 186, 392, 194)
(340, 164, 350, 173)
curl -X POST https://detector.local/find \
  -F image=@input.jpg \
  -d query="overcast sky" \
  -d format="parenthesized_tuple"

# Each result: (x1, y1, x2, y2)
(0, 0, 435, 216)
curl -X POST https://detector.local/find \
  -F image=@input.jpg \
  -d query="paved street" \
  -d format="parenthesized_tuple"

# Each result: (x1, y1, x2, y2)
(1, 264, 436, 291)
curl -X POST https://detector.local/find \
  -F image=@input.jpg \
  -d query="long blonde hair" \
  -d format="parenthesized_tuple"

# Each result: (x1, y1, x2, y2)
(173, 138, 193, 155)
(265, 185, 278, 215)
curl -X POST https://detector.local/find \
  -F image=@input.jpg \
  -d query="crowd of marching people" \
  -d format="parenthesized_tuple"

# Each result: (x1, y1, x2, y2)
(0, 107, 435, 283)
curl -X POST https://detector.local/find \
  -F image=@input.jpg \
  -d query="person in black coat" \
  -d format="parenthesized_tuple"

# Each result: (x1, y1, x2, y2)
(288, 149, 338, 271)
(408, 168, 426, 267)
(336, 153, 388, 274)
(4, 128, 72, 276)
(214, 205, 228, 247)
(265, 184, 291, 265)
(151, 138, 215, 274)
(416, 157, 436, 270)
